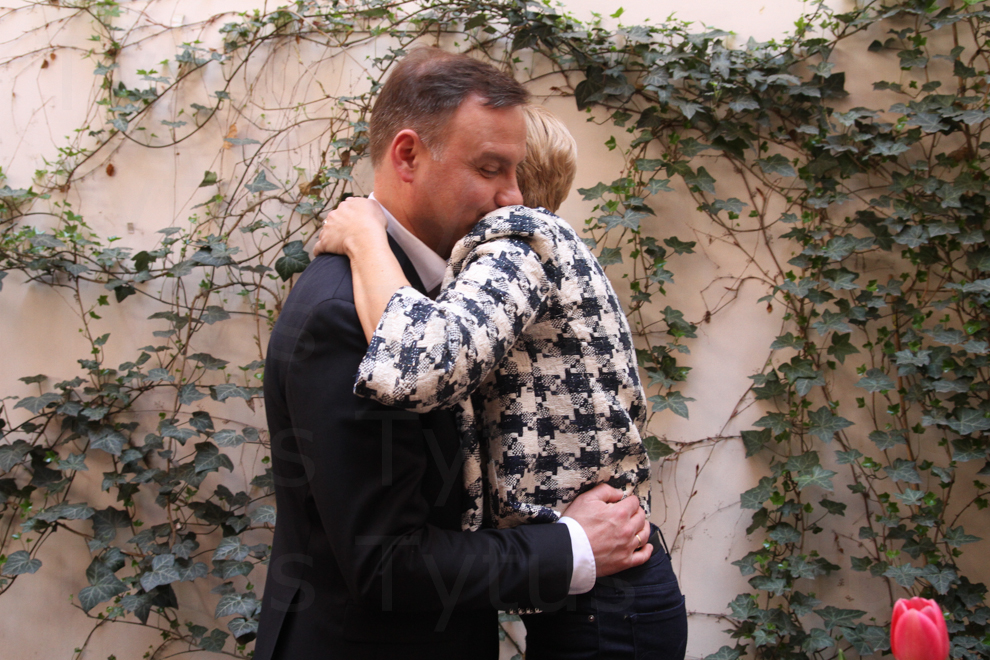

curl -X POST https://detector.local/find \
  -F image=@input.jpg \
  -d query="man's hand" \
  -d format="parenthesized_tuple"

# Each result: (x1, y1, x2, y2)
(563, 484, 652, 577)
(314, 196, 389, 257)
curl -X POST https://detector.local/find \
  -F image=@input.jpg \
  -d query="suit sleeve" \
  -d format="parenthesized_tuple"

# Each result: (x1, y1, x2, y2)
(284, 296, 571, 613)
(354, 236, 549, 412)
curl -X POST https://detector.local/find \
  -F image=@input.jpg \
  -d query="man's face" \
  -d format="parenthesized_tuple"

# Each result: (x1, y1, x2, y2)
(409, 95, 526, 258)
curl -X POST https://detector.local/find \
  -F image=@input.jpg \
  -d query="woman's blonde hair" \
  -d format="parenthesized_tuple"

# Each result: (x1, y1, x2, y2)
(517, 105, 578, 213)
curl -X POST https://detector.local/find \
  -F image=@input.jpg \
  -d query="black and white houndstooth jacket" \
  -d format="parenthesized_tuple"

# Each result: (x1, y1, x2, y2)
(355, 205, 651, 531)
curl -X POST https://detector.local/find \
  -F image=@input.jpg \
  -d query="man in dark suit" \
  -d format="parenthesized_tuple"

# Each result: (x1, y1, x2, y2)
(254, 48, 651, 660)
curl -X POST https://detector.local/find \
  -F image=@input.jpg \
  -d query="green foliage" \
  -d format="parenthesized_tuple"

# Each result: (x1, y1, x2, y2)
(1, 0, 989, 658)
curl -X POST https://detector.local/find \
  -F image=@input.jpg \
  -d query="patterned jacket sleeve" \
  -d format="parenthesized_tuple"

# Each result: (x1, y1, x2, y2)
(354, 232, 551, 412)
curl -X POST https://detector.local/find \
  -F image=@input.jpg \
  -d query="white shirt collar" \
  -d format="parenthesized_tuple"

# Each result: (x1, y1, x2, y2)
(370, 193, 446, 293)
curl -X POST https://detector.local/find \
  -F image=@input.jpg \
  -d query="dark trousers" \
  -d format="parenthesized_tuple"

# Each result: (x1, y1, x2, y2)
(522, 526, 688, 660)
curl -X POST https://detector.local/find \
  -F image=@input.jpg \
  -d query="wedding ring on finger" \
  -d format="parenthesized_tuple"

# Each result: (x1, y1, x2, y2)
(635, 533, 643, 548)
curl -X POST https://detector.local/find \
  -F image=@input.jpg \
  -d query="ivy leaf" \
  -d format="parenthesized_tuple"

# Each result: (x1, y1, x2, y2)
(200, 306, 230, 325)
(770, 332, 806, 350)
(851, 556, 873, 572)
(577, 182, 609, 201)
(906, 112, 947, 133)
(749, 575, 788, 596)
(194, 442, 234, 474)
(13, 392, 63, 414)
(214, 536, 251, 562)
(820, 498, 846, 515)
(827, 333, 860, 364)
(870, 429, 907, 450)
(144, 368, 173, 383)
(177, 560, 209, 582)
(663, 237, 695, 255)
(844, 624, 891, 655)
(802, 628, 835, 653)
(741, 429, 771, 457)
(791, 592, 822, 617)
(811, 309, 852, 335)
(785, 451, 820, 472)
(946, 408, 990, 435)
(213, 429, 246, 447)
(198, 629, 229, 653)
(1, 550, 42, 576)
(884, 458, 922, 484)
(857, 368, 896, 393)
(754, 413, 789, 435)
(768, 523, 801, 544)
(642, 436, 674, 460)
(597, 247, 623, 267)
(120, 592, 156, 623)
(89, 426, 127, 456)
(35, 502, 95, 522)
(228, 617, 259, 641)
(943, 527, 980, 547)
(56, 452, 88, 472)
(925, 566, 958, 595)
(683, 167, 716, 194)
(245, 170, 279, 193)
(796, 465, 837, 492)
(78, 559, 126, 611)
(199, 171, 218, 187)
(178, 383, 208, 405)
(807, 407, 853, 443)
(648, 391, 695, 419)
(635, 158, 664, 172)
(188, 353, 228, 370)
(215, 592, 261, 618)
(645, 178, 674, 195)
(815, 605, 867, 630)
(140, 554, 181, 591)
(895, 489, 925, 506)
(213, 560, 254, 579)
(248, 505, 277, 525)
(704, 647, 742, 660)
(741, 476, 775, 510)
(90, 507, 131, 547)
(822, 268, 859, 290)
(757, 154, 796, 177)
(731, 553, 761, 577)
(0, 440, 32, 472)
(951, 438, 986, 462)
(275, 240, 311, 281)
(836, 449, 863, 465)
(883, 563, 923, 588)
(212, 383, 254, 402)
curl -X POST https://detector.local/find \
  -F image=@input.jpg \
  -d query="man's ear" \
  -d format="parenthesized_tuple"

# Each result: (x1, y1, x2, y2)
(389, 129, 423, 183)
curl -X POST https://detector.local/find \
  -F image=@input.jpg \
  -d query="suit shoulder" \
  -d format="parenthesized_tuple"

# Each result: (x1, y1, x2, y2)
(285, 253, 355, 307)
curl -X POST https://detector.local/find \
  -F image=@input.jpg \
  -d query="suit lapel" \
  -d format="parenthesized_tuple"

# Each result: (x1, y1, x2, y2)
(387, 235, 428, 296)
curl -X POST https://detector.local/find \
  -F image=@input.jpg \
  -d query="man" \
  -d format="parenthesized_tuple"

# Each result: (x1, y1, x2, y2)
(254, 48, 650, 660)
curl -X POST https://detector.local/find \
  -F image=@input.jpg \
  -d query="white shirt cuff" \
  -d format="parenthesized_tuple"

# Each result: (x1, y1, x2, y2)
(558, 516, 596, 595)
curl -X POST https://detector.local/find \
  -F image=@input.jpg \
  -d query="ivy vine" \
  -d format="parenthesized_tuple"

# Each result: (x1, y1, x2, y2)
(1, 0, 989, 659)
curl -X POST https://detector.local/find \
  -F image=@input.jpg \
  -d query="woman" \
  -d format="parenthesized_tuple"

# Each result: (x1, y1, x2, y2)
(315, 105, 687, 660)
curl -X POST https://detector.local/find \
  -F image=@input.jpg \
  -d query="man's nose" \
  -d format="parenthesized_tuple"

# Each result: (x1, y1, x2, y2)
(495, 172, 523, 207)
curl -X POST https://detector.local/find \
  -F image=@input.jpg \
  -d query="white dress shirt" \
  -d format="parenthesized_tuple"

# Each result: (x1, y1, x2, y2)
(370, 195, 596, 595)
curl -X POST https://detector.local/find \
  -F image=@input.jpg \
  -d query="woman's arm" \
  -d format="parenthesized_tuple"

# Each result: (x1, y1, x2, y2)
(354, 211, 553, 412)
(313, 197, 411, 344)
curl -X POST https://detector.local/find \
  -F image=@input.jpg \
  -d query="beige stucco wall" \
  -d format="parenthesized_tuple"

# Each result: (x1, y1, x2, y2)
(4, 0, 984, 659)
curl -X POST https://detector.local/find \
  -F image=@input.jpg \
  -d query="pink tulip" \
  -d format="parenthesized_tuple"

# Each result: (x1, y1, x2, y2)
(891, 598, 950, 660)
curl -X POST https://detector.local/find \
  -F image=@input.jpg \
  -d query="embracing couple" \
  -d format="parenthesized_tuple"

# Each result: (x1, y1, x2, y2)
(254, 47, 688, 660)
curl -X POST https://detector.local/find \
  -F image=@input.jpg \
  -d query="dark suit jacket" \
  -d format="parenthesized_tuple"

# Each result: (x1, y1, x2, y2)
(254, 241, 573, 660)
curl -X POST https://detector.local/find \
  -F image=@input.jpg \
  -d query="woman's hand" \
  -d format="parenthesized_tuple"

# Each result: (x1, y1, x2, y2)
(313, 196, 389, 257)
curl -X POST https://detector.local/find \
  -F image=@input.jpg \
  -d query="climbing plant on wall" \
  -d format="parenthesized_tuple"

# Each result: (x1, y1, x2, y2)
(1, 0, 988, 658)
